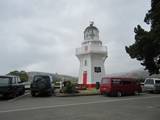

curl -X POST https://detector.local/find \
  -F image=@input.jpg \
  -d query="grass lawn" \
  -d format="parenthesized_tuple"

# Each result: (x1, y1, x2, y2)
(79, 88, 100, 94)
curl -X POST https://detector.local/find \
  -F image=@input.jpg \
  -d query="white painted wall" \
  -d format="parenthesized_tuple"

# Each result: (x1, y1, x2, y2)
(91, 54, 106, 83)
(77, 51, 107, 84)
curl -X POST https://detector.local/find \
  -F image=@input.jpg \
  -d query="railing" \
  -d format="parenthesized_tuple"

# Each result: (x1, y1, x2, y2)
(76, 46, 107, 56)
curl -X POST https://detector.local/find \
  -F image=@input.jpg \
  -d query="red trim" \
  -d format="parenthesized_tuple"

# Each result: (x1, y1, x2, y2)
(79, 84, 96, 88)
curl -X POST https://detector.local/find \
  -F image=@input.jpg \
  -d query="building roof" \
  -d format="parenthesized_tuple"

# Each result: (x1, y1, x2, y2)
(84, 22, 99, 33)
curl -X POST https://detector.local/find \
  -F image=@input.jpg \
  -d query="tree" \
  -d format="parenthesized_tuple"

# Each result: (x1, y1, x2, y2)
(125, 0, 160, 75)
(7, 70, 29, 82)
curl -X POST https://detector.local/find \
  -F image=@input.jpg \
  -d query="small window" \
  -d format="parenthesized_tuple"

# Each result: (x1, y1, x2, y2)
(145, 79, 149, 84)
(145, 79, 154, 84)
(101, 78, 110, 84)
(12, 78, 16, 84)
(33, 76, 50, 83)
(17, 77, 21, 83)
(150, 80, 154, 84)
(84, 46, 88, 51)
(122, 81, 131, 85)
(155, 80, 160, 84)
(94, 67, 101, 73)
(112, 79, 121, 84)
(0, 77, 10, 85)
(84, 60, 87, 66)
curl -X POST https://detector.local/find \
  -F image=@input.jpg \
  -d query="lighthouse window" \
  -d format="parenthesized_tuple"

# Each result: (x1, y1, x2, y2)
(84, 46, 88, 51)
(94, 67, 101, 73)
(84, 60, 87, 66)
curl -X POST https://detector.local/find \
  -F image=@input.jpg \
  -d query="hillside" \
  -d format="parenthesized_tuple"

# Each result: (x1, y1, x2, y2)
(27, 71, 78, 82)
(106, 69, 160, 80)
(27, 69, 160, 83)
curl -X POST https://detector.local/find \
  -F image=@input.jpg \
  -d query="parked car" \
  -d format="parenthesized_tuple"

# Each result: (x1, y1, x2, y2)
(0, 75, 25, 98)
(30, 75, 54, 97)
(100, 77, 142, 96)
(144, 78, 160, 93)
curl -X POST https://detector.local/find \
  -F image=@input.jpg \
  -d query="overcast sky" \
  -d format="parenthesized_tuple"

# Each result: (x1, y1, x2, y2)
(0, 0, 150, 76)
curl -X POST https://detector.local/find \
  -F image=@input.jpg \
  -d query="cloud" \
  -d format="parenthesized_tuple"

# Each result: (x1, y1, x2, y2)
(0, 0, 150, 76)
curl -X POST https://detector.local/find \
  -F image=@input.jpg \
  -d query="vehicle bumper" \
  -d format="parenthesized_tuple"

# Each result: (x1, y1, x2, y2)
(31, 88, 52, 93)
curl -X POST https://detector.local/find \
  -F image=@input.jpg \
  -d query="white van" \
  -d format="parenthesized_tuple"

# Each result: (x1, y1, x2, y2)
(144, 78, 160, 93)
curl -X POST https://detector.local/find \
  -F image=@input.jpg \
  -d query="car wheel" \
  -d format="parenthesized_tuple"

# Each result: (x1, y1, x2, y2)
(8, 91, 16, 99)
(134, 91, 139, 95)
(48, 90, 52, 96)
(117, 91, 122, 97)
(31, 91, 36, 97)
(20, 88, 25, 95)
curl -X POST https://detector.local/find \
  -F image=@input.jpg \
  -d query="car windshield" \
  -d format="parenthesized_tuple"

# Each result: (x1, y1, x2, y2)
(145, 79, 154, 84)
(33, 76, 50, 82)
(0, 77, 10, 86)
(155, 80, 160, 84)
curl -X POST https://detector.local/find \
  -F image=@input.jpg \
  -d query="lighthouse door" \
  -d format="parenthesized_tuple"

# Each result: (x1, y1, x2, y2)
(83, 71, 87, 85)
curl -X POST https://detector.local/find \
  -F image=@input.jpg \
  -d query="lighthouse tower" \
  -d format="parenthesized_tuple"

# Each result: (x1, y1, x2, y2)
(76, 22, 108, 88)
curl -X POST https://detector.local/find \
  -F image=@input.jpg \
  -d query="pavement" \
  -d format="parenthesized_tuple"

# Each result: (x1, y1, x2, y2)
(0, 93, 160, 120)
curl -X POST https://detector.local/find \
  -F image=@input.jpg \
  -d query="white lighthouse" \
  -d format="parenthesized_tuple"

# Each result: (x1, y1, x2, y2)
(76, 22, 108, 88)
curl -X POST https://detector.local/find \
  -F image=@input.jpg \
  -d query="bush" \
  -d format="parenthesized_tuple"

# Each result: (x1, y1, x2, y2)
(60, 81, 79, 93)
(7, 70, 28, 82)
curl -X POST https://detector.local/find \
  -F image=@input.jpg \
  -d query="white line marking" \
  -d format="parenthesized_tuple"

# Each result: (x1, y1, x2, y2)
(7, 93, 30, 102)
(0, 95, 160, 114)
